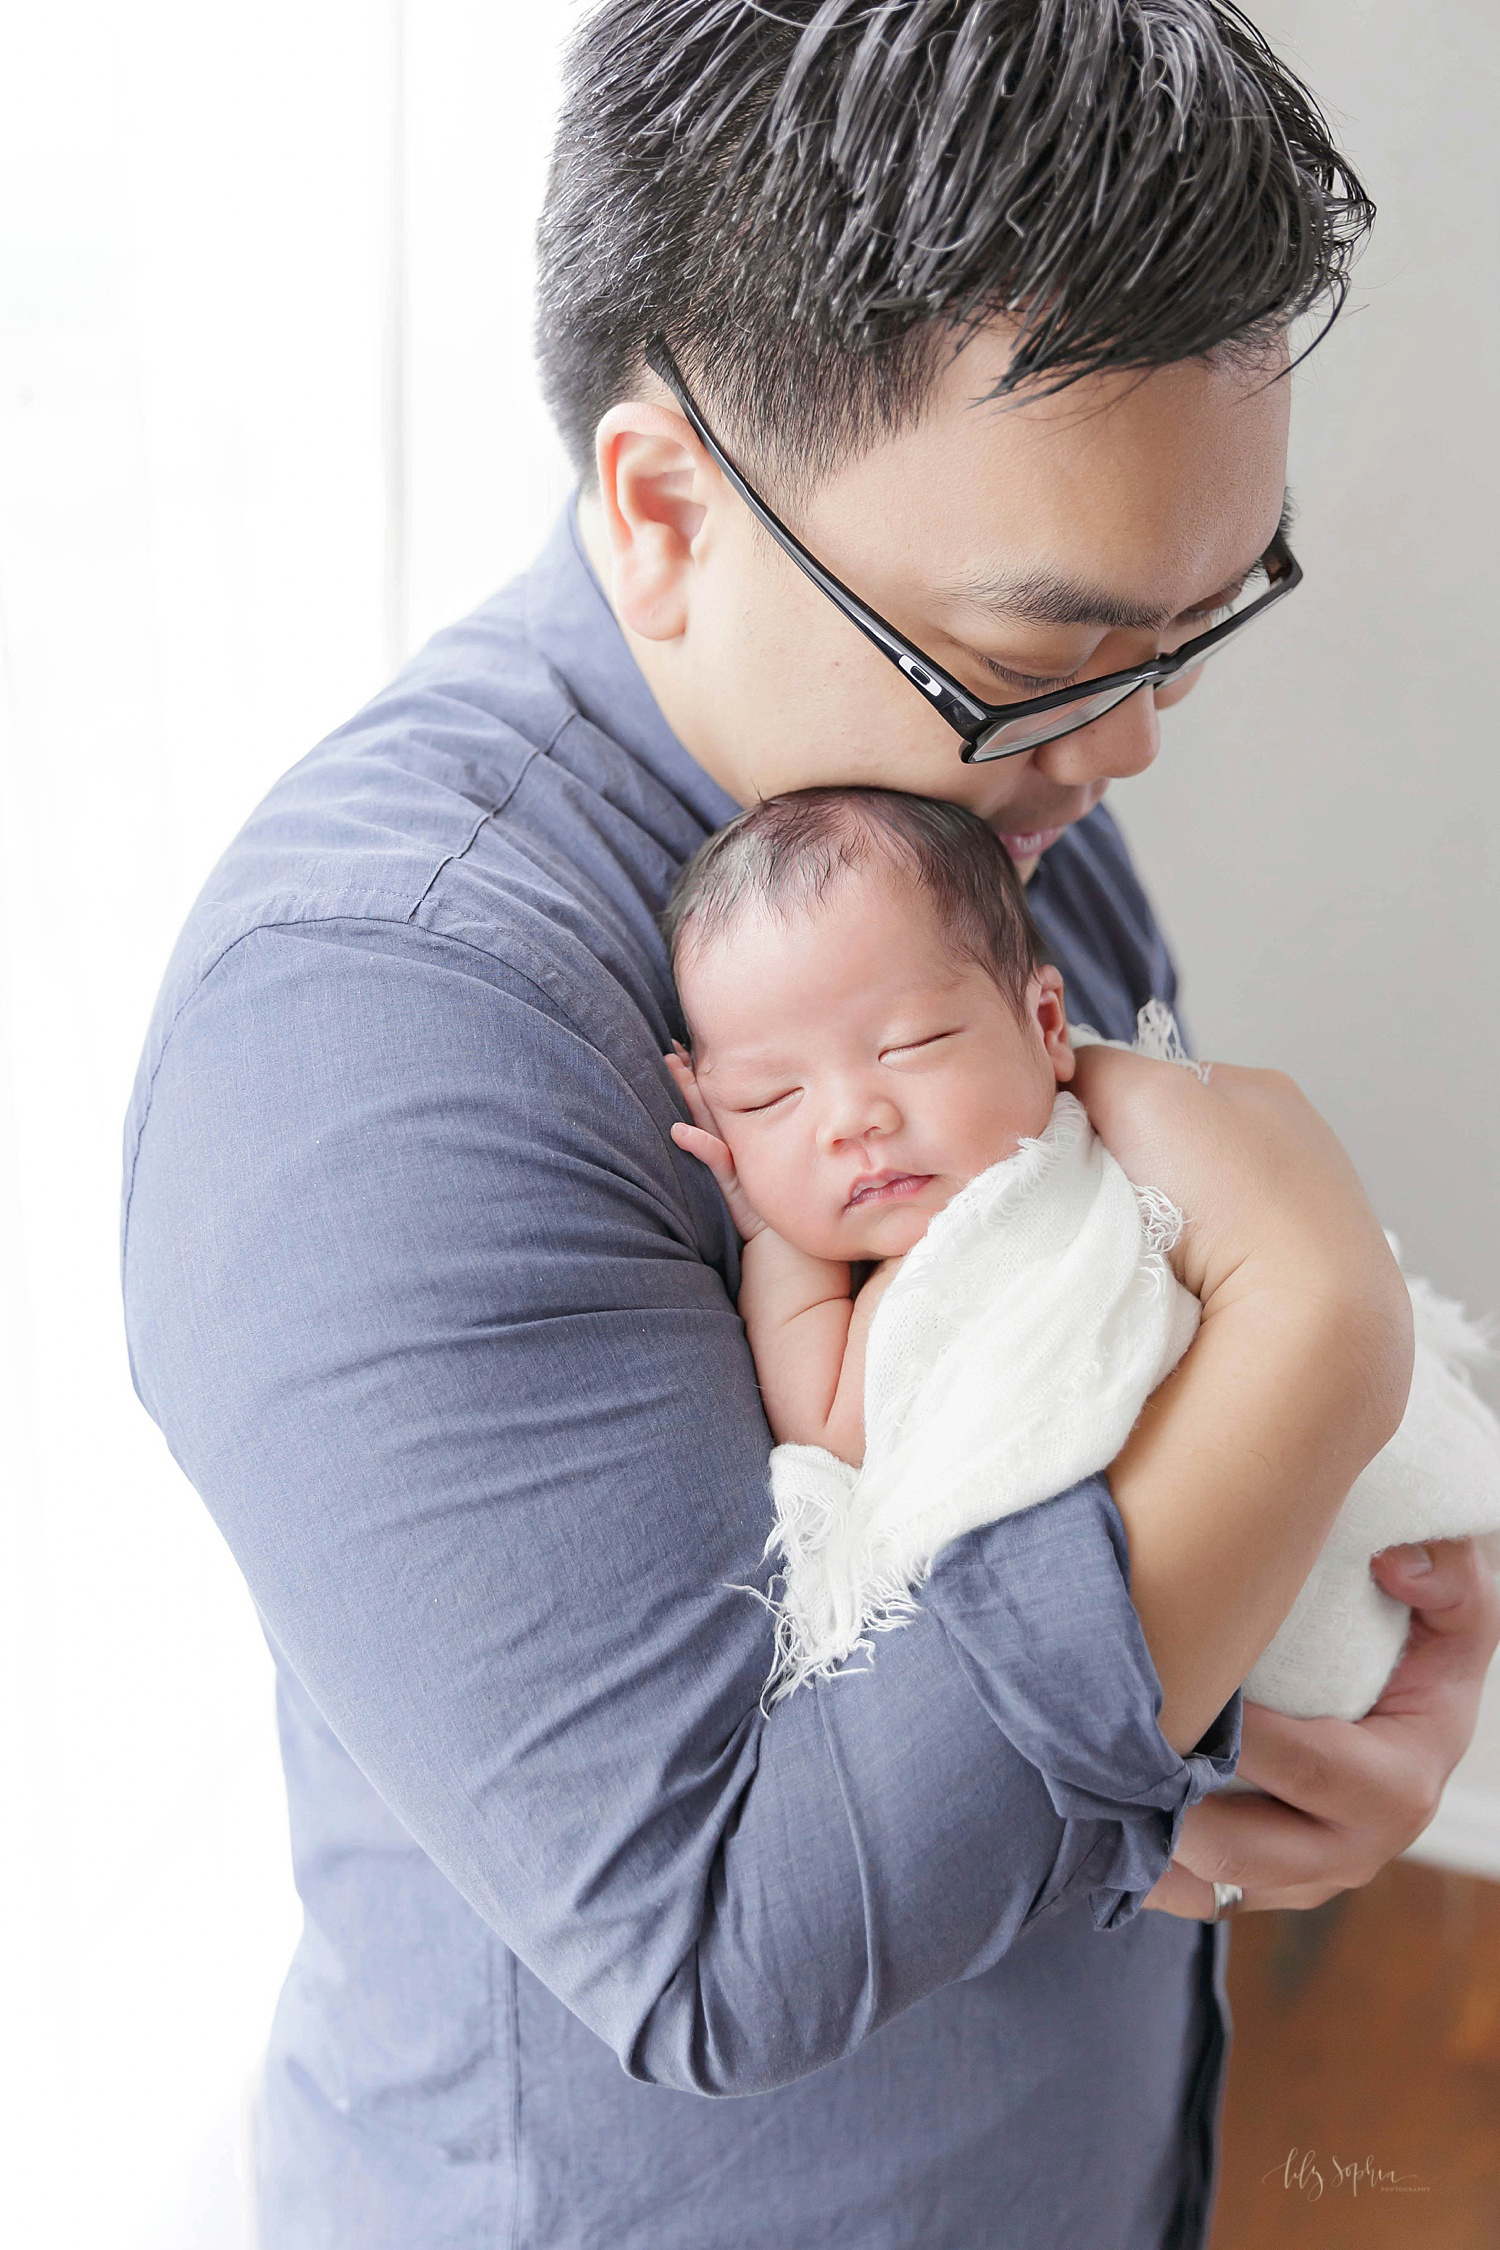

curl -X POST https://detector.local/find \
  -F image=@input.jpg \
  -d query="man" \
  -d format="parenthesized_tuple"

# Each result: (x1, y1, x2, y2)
(123, 4, 1498, 2245)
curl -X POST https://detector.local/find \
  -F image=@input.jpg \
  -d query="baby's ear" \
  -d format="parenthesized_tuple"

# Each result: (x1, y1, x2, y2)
(1031, 966, 1075, 1084)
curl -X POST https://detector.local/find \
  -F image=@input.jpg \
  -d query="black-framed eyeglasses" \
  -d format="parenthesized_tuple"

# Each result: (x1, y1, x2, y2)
(647, 339, 1302, 765)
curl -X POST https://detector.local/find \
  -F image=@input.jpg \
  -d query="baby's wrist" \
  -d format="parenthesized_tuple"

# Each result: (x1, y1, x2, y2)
(740, 1233, 853, 1335)
(742, 1228, 849, 1288)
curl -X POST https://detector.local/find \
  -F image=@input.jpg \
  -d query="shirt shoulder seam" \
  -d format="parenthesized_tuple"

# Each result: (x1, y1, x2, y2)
(402, 703, 578, 925)
(121, 910, 592, 1260)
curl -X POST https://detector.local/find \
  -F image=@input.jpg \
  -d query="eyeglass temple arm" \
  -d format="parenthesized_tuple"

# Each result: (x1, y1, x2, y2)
(645, 340, 990, 740)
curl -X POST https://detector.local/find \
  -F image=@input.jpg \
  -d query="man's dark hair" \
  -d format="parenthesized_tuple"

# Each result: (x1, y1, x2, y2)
(665, 787, 1044, 1015)
(537, 0, 1373, 496)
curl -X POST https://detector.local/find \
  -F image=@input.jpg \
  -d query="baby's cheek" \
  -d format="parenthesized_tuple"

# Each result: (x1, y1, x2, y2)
(958, 1081, 1058, 1173)
(732, 1143, 796, 1225)
(740, 1149, 843, 1259)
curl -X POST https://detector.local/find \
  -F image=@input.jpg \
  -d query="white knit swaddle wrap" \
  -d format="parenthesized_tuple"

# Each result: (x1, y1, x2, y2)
(1241, 1272, 1500, 1717)
(766, 1090, 1201, 1699)
(765, 1036, 1500, 1720)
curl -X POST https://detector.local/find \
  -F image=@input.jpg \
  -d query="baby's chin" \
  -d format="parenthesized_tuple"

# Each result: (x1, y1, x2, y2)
(845, 1220, 931, 1262)
(841, 1190, 958, 1262)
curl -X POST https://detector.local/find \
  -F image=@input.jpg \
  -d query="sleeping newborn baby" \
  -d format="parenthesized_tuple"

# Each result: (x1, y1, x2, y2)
(663, 786, 1500, 1719)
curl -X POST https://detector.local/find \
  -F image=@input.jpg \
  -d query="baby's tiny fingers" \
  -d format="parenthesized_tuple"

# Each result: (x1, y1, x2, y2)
(664, 1049, 719, 1133)
(671, 1118, 734, 1179)
(670, 1122, 767, 1241)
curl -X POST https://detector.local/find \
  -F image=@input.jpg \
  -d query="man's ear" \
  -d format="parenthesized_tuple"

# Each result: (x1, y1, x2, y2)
(593, 402, 711, 643)
(1031, 965, 1075, 1084)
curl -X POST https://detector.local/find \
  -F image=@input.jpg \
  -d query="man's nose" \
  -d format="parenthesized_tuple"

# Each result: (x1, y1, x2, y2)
(1029, 679, 1161, 788)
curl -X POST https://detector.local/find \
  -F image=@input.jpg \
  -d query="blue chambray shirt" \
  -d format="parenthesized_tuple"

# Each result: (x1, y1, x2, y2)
(122, 507, 1240, 2250)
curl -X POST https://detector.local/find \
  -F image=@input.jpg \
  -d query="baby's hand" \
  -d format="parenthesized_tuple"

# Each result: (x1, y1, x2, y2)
(664, 1045, 768, 1242)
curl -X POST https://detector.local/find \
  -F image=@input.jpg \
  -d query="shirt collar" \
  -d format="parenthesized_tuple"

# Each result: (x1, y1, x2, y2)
(525, 498, 741, 836)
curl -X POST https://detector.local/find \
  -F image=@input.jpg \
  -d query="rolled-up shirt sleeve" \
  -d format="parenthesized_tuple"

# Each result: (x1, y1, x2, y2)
(123, 918, 1237, 2100)
(926, 1502, 1240, 1933)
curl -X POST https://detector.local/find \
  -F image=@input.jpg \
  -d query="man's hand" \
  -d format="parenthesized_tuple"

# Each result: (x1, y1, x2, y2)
(1147, 1539, 1500, 1918)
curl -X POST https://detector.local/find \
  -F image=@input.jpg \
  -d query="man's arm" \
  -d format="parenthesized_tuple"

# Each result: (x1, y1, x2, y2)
(1072, 1043, 1416, 1752)
(123, 924, 1224, 2097)
(1074, 1045, 1496, 1910)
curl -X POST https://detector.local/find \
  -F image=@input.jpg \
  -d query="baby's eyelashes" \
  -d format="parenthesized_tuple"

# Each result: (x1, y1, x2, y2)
(725, 1086, 800, 1116)
(879, 1028, 961, 1062)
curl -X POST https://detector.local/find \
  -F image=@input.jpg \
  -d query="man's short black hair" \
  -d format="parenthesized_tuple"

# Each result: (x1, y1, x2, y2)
(537, 0, 1373, 496)
(665, 787, 1044, 1016)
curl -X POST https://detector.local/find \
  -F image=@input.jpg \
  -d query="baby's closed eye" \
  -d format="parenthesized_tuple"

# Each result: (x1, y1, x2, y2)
(879, 1027, 962, 1062)
(728, 1085, 801, 1115)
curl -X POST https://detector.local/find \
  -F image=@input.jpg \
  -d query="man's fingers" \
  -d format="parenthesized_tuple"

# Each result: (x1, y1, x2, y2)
(1373, 1537, 1485, 1628)
(1171, 1788, 1363, 1896)
(1232, 1703, 1384, 1815)
(1369, 1538, 1500, 1707)
(1219, 1697, 1444, 1874)
(1234, 1702, 1432, 1847)
(1356, 1540, 1500, 1786)
(1142, 1858, 1218, 1920)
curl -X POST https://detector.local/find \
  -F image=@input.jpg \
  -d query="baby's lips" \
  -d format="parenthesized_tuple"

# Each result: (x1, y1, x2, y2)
(844, 1170, 934, 1210)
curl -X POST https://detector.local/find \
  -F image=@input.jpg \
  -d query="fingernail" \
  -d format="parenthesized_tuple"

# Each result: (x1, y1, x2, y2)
(1399, 1544, 1434, 1577)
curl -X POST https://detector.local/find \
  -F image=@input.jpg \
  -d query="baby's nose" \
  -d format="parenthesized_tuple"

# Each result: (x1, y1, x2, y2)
(821, 1088, 901, 1146)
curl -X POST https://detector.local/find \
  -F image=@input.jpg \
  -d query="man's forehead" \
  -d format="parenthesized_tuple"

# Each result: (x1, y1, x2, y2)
(807, 332, 1296, 619)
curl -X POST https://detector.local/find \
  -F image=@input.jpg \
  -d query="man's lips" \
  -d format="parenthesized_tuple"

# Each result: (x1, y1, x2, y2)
(995, 825, 1066, 861)
(846, 1170, 934, 1210)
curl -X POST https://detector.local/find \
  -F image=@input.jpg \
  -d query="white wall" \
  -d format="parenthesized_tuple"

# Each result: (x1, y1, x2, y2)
(1115, 0, 1500, 1874)
(0, 7, 577, 2246)
(1, 4, 1495, 2246)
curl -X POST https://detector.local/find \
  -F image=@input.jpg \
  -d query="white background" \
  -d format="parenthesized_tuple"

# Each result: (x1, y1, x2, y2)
(0, 2, 1494, 2243)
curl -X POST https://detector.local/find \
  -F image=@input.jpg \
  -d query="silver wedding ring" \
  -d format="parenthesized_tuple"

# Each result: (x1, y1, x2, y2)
(1209, 1881, 1243, 1922)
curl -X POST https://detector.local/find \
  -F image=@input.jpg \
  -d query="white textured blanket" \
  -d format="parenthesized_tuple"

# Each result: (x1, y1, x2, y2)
(766, 1088, 1500, 1721)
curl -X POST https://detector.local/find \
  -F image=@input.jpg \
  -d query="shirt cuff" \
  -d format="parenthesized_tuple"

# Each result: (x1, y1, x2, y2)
(924, 1473, 1242, 1932)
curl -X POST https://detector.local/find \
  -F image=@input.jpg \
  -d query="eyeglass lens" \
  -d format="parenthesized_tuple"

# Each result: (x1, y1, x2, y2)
(972, 679, 1146, 761)
(969, 566, 1277, 761)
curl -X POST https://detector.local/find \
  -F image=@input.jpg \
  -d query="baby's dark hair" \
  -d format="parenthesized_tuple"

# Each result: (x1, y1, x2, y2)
(664, 787, 1044, 1016)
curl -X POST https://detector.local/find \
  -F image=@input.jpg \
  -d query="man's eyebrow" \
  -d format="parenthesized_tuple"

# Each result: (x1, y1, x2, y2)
(938, 489, 1297, 634)
(938, 572, 1181, 632)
